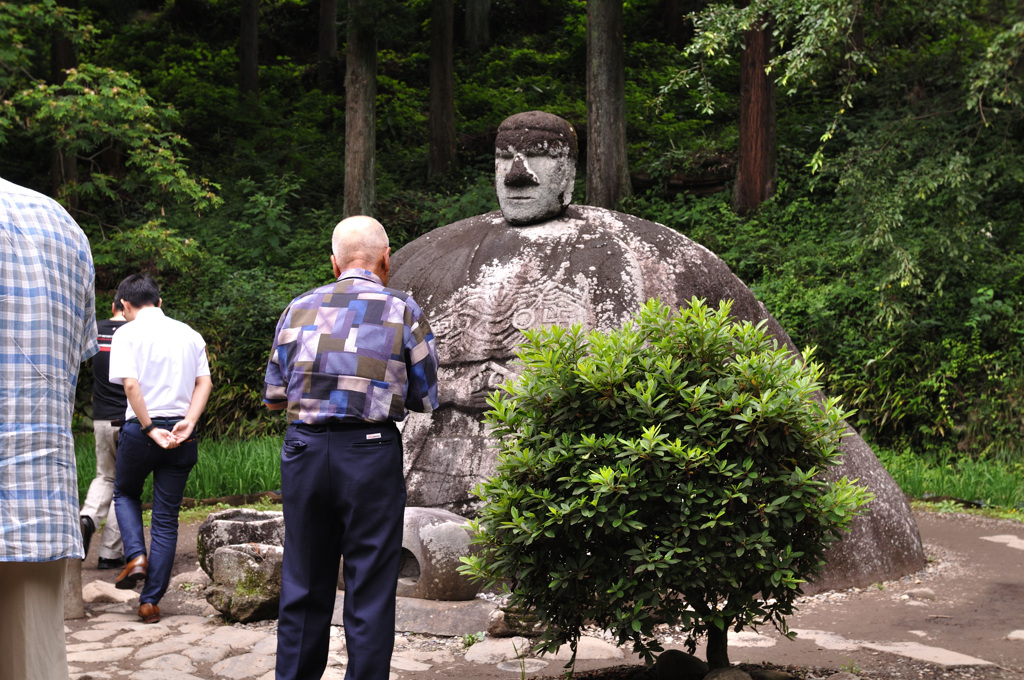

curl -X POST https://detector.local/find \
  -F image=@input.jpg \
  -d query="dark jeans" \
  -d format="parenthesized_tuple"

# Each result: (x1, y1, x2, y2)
(275, 421, 405, 680)
(113, 418, 197, 606)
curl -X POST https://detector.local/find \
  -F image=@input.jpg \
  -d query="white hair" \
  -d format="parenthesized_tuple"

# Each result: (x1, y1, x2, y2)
(332, 215, 389, 266)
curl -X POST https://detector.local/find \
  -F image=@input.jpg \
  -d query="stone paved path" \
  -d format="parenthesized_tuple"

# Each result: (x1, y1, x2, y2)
(65, 510, 1024, 680)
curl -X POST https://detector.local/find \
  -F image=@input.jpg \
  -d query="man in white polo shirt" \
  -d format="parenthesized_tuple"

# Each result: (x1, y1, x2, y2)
(108, 273, 212, 624)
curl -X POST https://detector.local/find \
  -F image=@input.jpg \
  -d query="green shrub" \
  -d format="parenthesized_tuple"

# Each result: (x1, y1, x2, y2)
(460, 298, 871, 668)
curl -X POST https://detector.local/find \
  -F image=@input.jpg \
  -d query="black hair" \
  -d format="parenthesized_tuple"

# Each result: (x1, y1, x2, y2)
(116, 273, 160, 308)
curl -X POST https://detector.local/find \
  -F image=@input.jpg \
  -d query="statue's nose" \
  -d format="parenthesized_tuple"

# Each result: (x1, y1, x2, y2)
(504, 154, 539, 187)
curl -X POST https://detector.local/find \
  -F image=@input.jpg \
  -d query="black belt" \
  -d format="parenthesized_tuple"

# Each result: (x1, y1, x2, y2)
(126, 416, 183, 426)
(294, 420, 393, 433)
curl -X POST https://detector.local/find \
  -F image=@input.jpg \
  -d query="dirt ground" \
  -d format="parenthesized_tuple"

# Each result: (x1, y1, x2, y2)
(79, 509, 1024, 680)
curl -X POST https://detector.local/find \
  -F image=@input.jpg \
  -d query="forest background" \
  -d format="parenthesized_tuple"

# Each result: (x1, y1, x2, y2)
(1, 0, 1022, 486)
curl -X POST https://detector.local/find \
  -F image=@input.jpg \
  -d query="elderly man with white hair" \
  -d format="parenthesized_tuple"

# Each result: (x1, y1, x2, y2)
(263, 215, 439, 680)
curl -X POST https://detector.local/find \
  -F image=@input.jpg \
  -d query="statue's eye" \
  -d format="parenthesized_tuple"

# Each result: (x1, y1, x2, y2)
(496, 149, 514, 159)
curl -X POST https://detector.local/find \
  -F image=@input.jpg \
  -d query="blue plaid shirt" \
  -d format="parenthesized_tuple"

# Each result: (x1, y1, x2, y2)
(264, 269, 439, 424)
(1, 178, 98, 562)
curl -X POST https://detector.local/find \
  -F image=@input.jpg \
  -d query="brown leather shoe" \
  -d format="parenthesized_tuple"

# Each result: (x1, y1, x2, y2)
(137, 602, 160, 624)
(115, 554, 148, 590)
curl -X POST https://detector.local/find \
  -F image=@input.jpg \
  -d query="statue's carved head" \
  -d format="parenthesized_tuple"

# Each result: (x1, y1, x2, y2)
(494, 111, 578, 226)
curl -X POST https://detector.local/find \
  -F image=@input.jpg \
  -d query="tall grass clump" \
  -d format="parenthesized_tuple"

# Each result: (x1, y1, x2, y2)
(877, 448, 1024, 511)
(75, 434, 282, 505)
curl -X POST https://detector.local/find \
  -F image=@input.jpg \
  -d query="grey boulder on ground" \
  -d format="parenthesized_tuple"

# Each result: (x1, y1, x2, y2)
(390, 204, 926, 592)
(205, 543, 283, 623)
(196, 508, 285, 578)
(655, 648, 710, 680)
(396, 507, 481, 601)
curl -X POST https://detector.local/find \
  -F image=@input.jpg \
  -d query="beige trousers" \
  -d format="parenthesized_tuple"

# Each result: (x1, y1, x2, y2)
(80, 419, 123, 560)
(0, 559, 69, 680)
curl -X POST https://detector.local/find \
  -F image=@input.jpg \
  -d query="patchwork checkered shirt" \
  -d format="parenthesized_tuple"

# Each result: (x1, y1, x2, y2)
(263, 269, 439, 424)
(1, 177, 98, 561)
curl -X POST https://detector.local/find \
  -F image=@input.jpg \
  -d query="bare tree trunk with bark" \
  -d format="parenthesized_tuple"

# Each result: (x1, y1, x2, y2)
(50, 1, 78, 206)
(465, 0, 490, 52)
(239, 0, 260, 100)
(586, 0, 631, 209)
(318, 0, 338, 91)
(343, 0, 378, 217)
(428, 0, 457, 179)
(734, 19, 776, 215)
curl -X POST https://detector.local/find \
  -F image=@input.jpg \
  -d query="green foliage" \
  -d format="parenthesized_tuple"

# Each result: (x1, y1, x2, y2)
(6, 64, 220, 226)
(877, 448, 1024, 511)
(4, 0, 1020, 472)
(75, 433, 282, 505)
(0, 0, 96, 102)
(461, 299, 871, 666)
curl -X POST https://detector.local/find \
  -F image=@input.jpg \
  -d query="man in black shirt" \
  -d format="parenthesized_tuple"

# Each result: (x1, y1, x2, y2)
(80, 299, 128, 569)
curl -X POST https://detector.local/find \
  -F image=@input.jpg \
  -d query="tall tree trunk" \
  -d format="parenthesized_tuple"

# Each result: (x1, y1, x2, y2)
(50, 1, 77, 207)
(733, 19, 776, 215)
(343, 0, 378, 217)
(705, 623, 730, 668)
(318, 0, 338, 91)
(465, 0, 490, 52)
(586, 0, 631, 209)
(239, 0, 260, 100)
(428, 0, 457, 179)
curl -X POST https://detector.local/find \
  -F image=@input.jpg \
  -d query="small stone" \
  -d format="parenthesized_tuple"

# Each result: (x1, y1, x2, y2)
(905, 588, 936, 600)
(1006, 630, 1024, 641)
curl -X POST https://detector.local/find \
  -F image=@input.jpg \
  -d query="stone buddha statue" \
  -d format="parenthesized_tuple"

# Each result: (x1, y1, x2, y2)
(390, 111, 925, 591)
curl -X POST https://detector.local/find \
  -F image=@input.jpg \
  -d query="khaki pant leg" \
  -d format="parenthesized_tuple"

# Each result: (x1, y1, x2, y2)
(0, 559, 69, 680)
(81, 420, 123, 559)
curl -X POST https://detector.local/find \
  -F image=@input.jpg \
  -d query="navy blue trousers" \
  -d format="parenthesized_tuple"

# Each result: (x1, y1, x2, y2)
(113, 418, 197, 606)
(275, 422, 406, 680)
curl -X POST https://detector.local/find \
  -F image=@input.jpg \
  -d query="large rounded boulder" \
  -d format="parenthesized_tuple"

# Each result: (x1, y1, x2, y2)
(390, 204, 925, 592)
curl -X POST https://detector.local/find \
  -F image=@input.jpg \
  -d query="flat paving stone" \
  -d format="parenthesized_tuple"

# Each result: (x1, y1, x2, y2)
(464, 636, 531, 663)
(980, 535, 1024, 551)
(790, 629, 860, 651)
(252, 635, 278, 656)
(117, 625, 174, 646)
(135, 638, 196, 661)
(133, 670, 204, 680)
(141, 653, 197, 672)
(548, 636, 626, 661)
(211, 651, 276, 679)
(497, 658, 549, 673)
(66, 641, 107, 652)
(66, 646, 135, 663)
(859, 641, 994, 667)
(204, 626, 270, 650)
(70, 628, 118, 642)
(391, 654, 432, 671)
(183, 644, 233, 664)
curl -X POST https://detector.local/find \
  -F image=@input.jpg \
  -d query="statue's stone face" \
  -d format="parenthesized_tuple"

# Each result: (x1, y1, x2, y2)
(495, 143, 575, 226)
